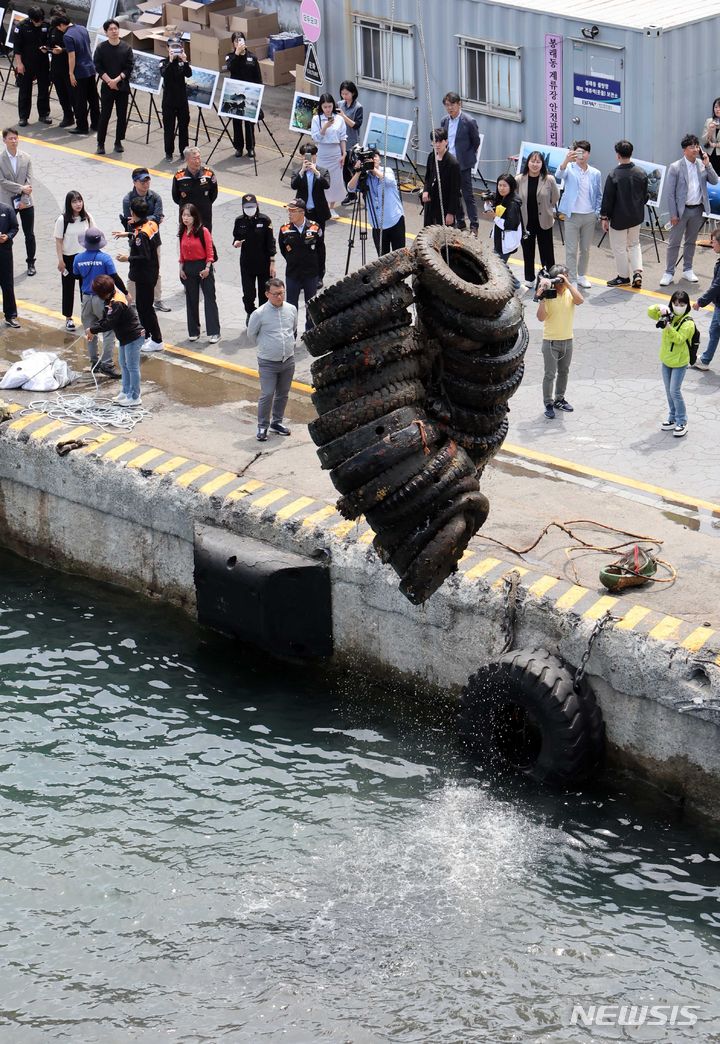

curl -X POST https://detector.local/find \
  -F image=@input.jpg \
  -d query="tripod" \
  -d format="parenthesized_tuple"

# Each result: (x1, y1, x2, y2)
(344, 176, 379, 275)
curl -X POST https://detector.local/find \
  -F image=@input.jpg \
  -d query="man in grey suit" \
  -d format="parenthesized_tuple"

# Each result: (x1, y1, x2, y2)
(441, 91, 480, 233)
(660, 133, 718, 286)
(0, 127, 35, 276)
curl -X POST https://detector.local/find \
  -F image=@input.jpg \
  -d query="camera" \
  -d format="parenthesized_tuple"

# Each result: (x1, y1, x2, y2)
(655, 306, 672, 329)
(351, 145, 376, 173)
(535, 267, 564, 300)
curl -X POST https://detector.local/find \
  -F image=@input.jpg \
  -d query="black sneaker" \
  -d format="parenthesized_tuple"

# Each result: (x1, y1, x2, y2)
(114, 143, 124, 153)
(96, 144, 105, 155)
(18, 119, 28, 127)
(544, 403, 556, 419)
(606, 276, 631, 287)
(246, 149, 255, 157)
(39, 115, 52, 125)
(234, 149, 243, 158)
(632, 271, 643, 289)
(256, 426, 268, 442)
(269, 421, 291, 436)
(58, 118, 75, 128)
(554, 398, 574, 412)
(98, 363, 122, 379)
(5, 317, 20, 329)
(340, 194, 354, 206)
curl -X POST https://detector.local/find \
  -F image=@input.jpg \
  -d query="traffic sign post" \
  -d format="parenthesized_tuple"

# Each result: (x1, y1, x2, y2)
(300, 0, 321, 43)
(303, 42, 323, 88)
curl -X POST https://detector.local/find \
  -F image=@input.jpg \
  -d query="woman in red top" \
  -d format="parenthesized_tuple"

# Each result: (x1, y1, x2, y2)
(178, 203, 220, 343)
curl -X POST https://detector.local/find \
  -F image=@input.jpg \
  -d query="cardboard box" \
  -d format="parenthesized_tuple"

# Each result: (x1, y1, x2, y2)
(137, 11, 163, 25)
(189, 29, 233, 68)
(164, 2, 185, 23)
(138, 1, 163, 12)
(270, 43, 304, 73)
(180, 0, 208, 25)
(260, 56, 291, 86)
(246, 36, 267, 59)
(131, 27, 160, 50)
(207, 9, 231, 30)
(227, 12, 279, 37)
(293, 62, 314, 94)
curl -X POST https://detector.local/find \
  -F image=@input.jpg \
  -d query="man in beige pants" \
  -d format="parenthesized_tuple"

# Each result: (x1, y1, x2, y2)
(600, 140, 649, 290)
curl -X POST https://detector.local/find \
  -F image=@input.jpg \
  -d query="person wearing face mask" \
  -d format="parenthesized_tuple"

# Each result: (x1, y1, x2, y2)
(648, 290, 696, 438)
(225, 33, 262, 158)
(517, 150, 559, 287)
(232, 192, 276, 324)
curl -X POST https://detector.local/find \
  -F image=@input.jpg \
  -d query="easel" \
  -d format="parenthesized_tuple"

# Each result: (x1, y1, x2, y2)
(597, 202, 664, 264)
(192, 105, 212, 146)
(205, 109, 283, 174)
(281, 131, 306, 180)
(1, 50, 16, 101)
(127, 88, 163, 146)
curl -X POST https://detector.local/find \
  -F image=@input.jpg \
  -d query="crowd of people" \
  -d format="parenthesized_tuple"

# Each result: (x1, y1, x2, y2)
(2, 19, 719, 438)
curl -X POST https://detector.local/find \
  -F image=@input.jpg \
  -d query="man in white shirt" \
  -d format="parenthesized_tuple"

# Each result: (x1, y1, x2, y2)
(0, 127, 35, 276)
(246, 277, 297, 442)
(557, 140, 602, 288)
(661, 133, 718, 286)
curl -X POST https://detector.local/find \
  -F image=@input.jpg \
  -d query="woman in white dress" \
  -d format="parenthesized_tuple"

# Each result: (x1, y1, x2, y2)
(310, 93, 347, 217)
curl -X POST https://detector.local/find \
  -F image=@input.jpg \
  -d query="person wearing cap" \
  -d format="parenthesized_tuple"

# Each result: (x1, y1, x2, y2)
(73, 226, 127, 377)
(278, 199, 322, 330)
(172, 146, 218, 231)
(12, 7, 52, 129)
(290, 142, 330, 286)
(225, 33, 262, 158)
(232, 192, 276, 324)
(121, 167, 170, 312)
(93, 18, 133, 156)
(160, 39, 191, 163)
(246, 277, 297, 441)
(112, 197, 163, 354)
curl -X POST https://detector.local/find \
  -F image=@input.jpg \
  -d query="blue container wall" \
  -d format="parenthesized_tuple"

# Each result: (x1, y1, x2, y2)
(321, 0, 720, 215)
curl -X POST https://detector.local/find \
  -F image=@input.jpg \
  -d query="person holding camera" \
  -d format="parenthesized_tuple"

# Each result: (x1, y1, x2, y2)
(347, 148, 406, 255)
(290, 143, 330, 284)
(225, 33, 262, 158)
(660, 134, 718, 286)
(557, 141, 602, 288)
(701, 99, 720, 177)
(310, 94, 347, 217)
(648, 291, 696, 437)
(422, 127, 461, 227)
(536, 263, 583, 419)
(160, 40, 191, 163)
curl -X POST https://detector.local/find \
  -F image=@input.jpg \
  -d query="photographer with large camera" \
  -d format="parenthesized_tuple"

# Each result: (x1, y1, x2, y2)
(346, 147, 406, 255)
(536, 263, 584, 419)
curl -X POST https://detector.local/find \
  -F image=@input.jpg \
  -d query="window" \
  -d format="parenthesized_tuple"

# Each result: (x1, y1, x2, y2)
(459, 37, 522, 120)
(353, 15, 415, 97)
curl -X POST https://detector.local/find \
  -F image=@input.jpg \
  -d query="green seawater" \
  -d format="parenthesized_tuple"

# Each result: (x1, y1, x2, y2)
(0, 548, 719, 1043)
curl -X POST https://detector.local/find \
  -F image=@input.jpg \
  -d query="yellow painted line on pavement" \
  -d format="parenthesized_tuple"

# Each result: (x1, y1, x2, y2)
(648, 615, 682, 641)
(249, 487, 289, 510)
(54, 425, 92, 444)
(302, 504, 337, 528)
(528, 574, 560, 598)
(332, 519, 359, 539)
(274, 495, 316, 520)
(153, 455, 189, 475)
(615, 605, 652, 631)
(198, 470, 241, 495)
(583, 595, 618, 620)
(680, 626, 715, 653)
(8, 411, 45, 431)
(28, 419, 65, 440)
(464, 556, 502, 580)
(77, 433, 116, 454)
(1, 401, 22, 413)
(174, 463, 213, 487)
(358, 527, 375, 544)
(493, 566, 529, 588)
(224, 478, 264, 502)
(127, 447, 164, 469)
(103, 439, 139, 461)
(555, 585, 590, 610)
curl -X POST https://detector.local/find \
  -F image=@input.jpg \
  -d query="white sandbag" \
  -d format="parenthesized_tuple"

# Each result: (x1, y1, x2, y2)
(0, 360, 28, 389)
(0, 350, 64, 392)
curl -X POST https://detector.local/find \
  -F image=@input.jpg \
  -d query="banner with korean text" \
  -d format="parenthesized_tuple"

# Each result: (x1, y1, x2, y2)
(544, 34, 563, 147)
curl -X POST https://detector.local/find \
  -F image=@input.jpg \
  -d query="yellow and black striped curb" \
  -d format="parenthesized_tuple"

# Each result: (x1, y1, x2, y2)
(2, 399, 718, 662)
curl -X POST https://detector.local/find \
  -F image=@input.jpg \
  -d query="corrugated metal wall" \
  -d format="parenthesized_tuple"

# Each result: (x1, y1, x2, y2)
(320, 0, 720, 213)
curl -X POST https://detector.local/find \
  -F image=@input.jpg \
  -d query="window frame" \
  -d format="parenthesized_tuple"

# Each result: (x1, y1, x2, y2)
(457, 35, 523, 121)
(352, 13, 416, 99)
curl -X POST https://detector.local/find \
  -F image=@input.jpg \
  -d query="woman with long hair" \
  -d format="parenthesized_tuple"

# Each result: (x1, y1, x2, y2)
(54, 190, 93, 331)
(310, 92, 347, 216)
(517, 150, 560, 286)
(648, 289, 695, 438)
(489, 173, 523, 287)
(701, 98, 720, 177)
(178, 203, 220, 343)
(338, 79, 363, 203)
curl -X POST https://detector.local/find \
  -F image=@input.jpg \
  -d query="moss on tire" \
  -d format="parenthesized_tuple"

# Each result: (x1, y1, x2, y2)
(414, 227, 514, 316)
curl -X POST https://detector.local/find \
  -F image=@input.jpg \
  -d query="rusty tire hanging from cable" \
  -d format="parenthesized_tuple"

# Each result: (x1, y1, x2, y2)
(416, 291, 524, 344)
(414, 227, 515, 316)
(329, 418, 441, 495)
(307, 247, 417, 325)
(311, 357, 425, 414)
(316, 406, 422, 470)
(310, 324, 417, 389)
(307, 380, 426, 447)
(303, 283, 415, 357)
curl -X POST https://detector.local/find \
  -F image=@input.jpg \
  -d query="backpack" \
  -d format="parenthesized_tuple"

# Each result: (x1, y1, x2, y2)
(680, 316, 700, 365)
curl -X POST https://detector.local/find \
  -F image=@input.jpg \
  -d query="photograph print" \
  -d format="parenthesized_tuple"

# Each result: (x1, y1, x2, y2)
(516, 140, 567, 182)
(363, 113, 413, 161)
(631, 158, 666, 206)
(130, 50, 163, 95)
(219, 77, 263, 123)
(186, 67, 219, 110)
(5, 10, 25, 50)
(289, 91, 319, 134)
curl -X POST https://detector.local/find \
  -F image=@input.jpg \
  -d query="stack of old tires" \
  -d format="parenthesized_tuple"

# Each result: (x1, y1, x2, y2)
(413, 226, 528, 470)
(305, 231, 526, 605)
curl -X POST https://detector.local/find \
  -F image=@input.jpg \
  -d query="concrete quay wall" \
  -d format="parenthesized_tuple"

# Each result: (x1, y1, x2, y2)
(1, 415, 719, 822)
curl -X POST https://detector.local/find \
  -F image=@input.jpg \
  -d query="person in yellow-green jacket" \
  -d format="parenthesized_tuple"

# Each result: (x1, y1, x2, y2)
(648, 290, 696, 438)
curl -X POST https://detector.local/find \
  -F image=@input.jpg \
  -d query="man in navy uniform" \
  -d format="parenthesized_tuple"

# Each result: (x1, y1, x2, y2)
(0, 201, 20, 327)
(13, 7, 52, 128)
(277, 198, 322, 330)
(232, 192, 276, 324)
(171, 146, 218, 230)
(441, 91, 480, 233)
